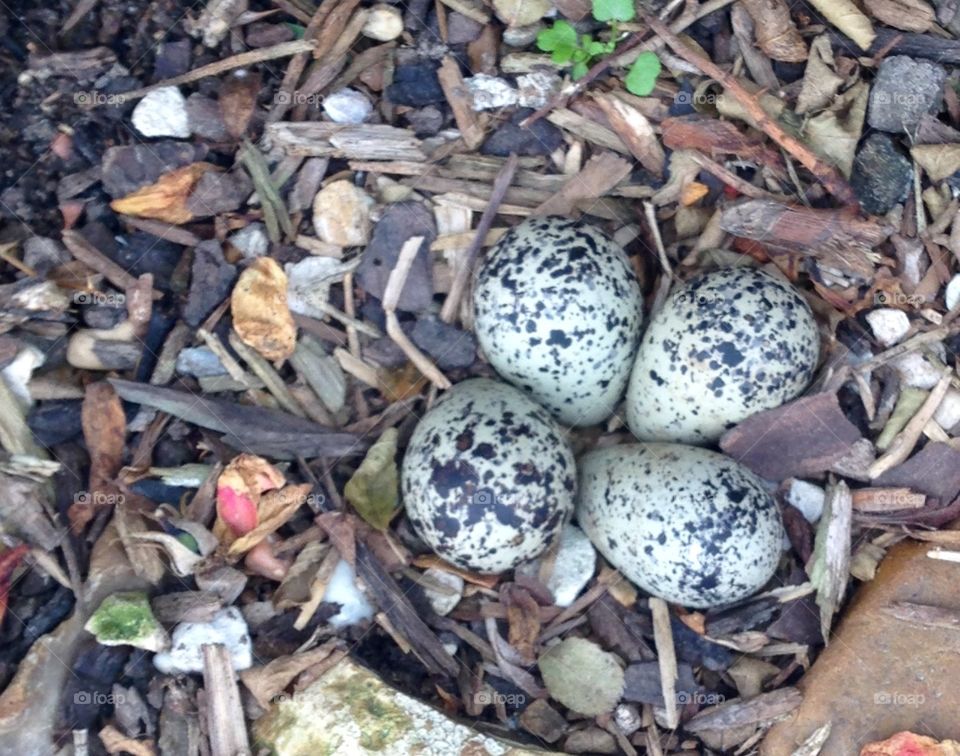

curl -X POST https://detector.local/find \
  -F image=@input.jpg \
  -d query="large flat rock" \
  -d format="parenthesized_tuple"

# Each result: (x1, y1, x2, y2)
(762, 538, 960, 755)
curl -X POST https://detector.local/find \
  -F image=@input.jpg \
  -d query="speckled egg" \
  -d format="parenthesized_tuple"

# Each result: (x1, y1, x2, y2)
(401, 378, 577, 573)
(577, 443, 783, 608)
(626, 267, 819, 444)
(473, 216, 643, 427)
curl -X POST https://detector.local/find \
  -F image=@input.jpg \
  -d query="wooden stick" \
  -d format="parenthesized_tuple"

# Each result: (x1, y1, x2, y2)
(650, 597, 679, 730)
(641, 12, 858, 207)
(202, 644, 251, 756)
(440, 154, 519, 323)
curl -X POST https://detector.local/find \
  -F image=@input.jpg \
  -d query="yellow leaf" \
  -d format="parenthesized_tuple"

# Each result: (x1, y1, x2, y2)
(231, 257, 297, 362)
(110, 163, 217, 224)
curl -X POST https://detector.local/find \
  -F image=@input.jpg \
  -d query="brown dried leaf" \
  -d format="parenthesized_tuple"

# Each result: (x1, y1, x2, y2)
(71, 382, 127, 532)
(739, 0, 807, 62)
(239, 640, 343, 709)
(227, 483, 312, 556)
(796, 34, 844, 115)
(808, 0, 876, 50)
(99, 724, 155, 756)
(863, 0, 935, 32)
(110, 163, 216, 224)
(219, 70, 261, 139)
(231, 257, 297, 361)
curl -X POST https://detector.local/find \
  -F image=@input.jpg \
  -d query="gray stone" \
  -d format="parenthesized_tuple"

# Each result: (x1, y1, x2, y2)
(445, 11, 483, 43)
(185, 170, 253, 217)
(482, 107, 564, 156)
(185, 93, 230, 141)
(409, 315, 477, 369)
(356, 202, 435, 312)
(850, 133, 912, 214)
(23, 236, 70, 274)
(101, 142, 206, 198)
(176, 347, 228, 377)
(183, 241, 237, 326)
(867, 56, 946, 134)
(323, 88, 373, 124)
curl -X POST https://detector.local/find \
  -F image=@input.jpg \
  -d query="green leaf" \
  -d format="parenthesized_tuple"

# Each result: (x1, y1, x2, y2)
(572, 60, 590, 80)
(584, 38, 608, 57)
(550, 46, 577, 65)
(624, 50, 661, 96)
(345, 428, 399, 530)
(537, 20, 578, 52)
(592, 0, 635, 23)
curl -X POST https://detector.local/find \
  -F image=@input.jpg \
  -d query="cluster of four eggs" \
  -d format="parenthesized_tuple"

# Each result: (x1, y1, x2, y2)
(401, 217, 821, 608)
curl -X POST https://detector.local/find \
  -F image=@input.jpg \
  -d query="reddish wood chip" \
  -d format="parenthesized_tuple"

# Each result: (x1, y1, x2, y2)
(720, 393, 862, 481)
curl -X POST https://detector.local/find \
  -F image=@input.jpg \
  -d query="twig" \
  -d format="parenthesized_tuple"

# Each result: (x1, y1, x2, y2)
(642, 12, 859, 206)
(869, 373, 952, 478)
(202, 644, 251, 756)
(687, 151, 792, 201)
(650, 597, 679, 730)
(383, 238, 452, 390)
(440, 154, 519, 323)
(108, 40, 316, 104)
(62, 231, 161, 298)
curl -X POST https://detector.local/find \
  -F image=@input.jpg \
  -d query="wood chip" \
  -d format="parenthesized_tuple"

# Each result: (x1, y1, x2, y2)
(202, 644, 251, 756)
(266, 122, 426, 160)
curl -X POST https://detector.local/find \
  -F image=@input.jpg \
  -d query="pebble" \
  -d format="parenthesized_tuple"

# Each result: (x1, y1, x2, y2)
(323, 88, 373, 124)
(482, 107, 564, 156)
(867, 56, 947, 134)
(387, 62, 446, 107)
(186, 170, 253, 217)
(183, 240, 237, 327)
(935, 388, 960, 431)
(503, 22, 543, 47)
(185, 93, 230, 141)
(23, 236, 70, 274)
(85, 592, 169, 653)
(228, 223, 269, 259)
(445, 12, 483, 44)
(517, 71, 561, 108)
(362, 4, 404, 41)
(784, 479, 825, 523)
(404, 105, 445, 136)
(154, 607, 252, 674)
(312, 180, 374, 247)
(323, 559, 375, 628)
(493, 0, 552, 27)
(421, 567, 464, 616)
(946, 274, 960, 311)
(516, 524, 596, 607)
(850, 133, 913, 215)
(465, 74, 518, 110)
(893, 350, 946, 389)
(865, 308, 911, 346)
(131, 86, 191, 138)
(175, 346, 228, 377)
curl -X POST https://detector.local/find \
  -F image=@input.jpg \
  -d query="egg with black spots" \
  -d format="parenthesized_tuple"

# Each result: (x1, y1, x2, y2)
(577, 443, 783, 608)
(473, 216, 643, 426)
(626, 266, 819, 444)
(401, 378, 576, 573)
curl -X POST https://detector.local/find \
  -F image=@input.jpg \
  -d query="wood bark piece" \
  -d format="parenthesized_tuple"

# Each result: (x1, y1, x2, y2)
(761, 538, 960, 754)
(720, 393, 864, 481)
(266, 122, 426, 161)
(533, 152, 633, 216)
(438, 55, 487, 149)
(873, 441, 960, 502)
(591, 94, 665, 175)
(202, 644, 251, 756)
(642, 12, 859, 206)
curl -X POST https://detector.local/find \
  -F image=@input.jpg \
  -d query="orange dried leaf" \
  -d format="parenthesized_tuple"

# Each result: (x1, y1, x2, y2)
(861, 731, 960, 756)
(110, 163, 216, 224)
(231, 257, 297, 362)
(680, 181, 710, 206)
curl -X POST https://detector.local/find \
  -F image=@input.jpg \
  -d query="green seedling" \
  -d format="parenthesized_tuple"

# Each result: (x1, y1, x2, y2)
(536, 0, 662, 95)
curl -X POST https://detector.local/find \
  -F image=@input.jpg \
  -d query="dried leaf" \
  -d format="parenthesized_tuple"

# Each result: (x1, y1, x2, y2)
(215, 454, 286, 541)
(796, 35, 844, 115)
(538, 637, 625, 716)
(219, 71, 261, 139)
(110, 163, 216, 224)
(275, 540, 331, 609)
(807, 0, 875, 50)
(231, 257, 297, 362)
(99, 725, 156, 756)
(228, 483, 312, 556)
(911, 144, 960, 182)
(802, 81, 868, 177)
(807, 481, 852, 643)
(344, 428, 399, 530)
(240, 641, 344, 709)
(128, 532, 203, 577)
(740, 0, 807, 62)
(863, 0, 935, 32)
(861, 731, 960, 756)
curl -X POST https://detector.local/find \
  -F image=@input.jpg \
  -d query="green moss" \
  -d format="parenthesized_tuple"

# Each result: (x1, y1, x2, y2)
(86, 592, 158, 641)
(328, 671, 412, 751)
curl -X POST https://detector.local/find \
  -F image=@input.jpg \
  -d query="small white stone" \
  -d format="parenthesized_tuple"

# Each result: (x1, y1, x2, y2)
(131, 86, 190, 138)
(502, 22, 542, 47)
(465, 74, 518, 111)
(229, 223, 269, 259)
(153, 607, 252, 674)
(362, 4, 404, 41)
(934, 388, 960, 431)
(613, 704, 641, 736)
(946, 274, 960, 311)
(516, 71, 561, 108)
(323, 88, 373, 124)
(893, 350, 946, 389)
(493, 0, 552, 27)
(312, 180, 373, 246)
(516, 524, 595, 607)
(866, 308, 910, 347)
(784, 478, 825, 523)
(323, 559, 375, 628)
(421, 568, 464, 616)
